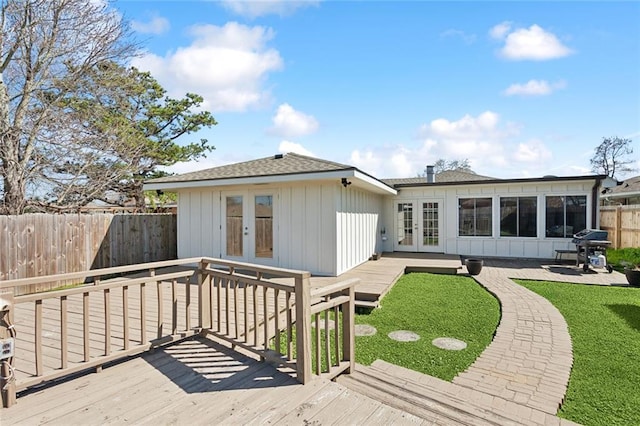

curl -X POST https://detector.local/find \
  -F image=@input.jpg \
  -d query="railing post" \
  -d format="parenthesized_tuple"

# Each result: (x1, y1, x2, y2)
(294, 273, 312, 384)
(342, 281, 356, 374)
(0, 287, 16, 408)
(198, 260, 212, 330)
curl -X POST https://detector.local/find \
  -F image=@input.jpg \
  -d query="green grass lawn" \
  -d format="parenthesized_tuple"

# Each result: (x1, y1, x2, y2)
(355, 273, 500, 381)
(517, 280, 640, 426)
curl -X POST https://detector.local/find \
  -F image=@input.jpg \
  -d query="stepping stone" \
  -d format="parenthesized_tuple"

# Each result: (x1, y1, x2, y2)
(388, 330, 420, 342)
(355, 324, 377, 336)
(432, 337, 467, 350)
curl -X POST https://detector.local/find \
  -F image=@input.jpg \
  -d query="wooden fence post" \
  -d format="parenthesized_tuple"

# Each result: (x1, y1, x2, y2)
(294, 273, 312, 384)
(0, 287, 16, 408)
(614, 206, 622, 249)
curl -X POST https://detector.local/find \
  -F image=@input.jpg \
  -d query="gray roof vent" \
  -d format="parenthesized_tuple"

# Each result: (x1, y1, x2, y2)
(274, 154, 284, 159)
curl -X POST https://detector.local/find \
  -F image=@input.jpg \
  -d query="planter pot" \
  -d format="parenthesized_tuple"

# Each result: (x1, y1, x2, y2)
(624, 269, 640, 287)
(465, 259, 483, 276)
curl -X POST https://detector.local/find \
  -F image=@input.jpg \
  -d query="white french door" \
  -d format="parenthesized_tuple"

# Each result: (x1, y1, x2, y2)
(394, 199, 443, 252)
(221, 191, 277, 264)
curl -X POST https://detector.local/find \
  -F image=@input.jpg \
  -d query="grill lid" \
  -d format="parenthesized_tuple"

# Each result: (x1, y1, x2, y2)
(572, 229, 608, 243)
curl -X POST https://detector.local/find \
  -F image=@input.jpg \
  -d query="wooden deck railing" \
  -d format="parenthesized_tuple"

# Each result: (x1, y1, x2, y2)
(0, 258, 357, 408)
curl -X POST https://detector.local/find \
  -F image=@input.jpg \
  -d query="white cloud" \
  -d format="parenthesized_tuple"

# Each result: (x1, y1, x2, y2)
(130, 22, 283, 112)
(493, 24, 573, 60)
(514, 140, 552, 162)
(278, 140, 316, 157)
(424, 111, 504, 140)
(503, 79, 567, 96)
(489, 21, 511, 40)
(440, 29, 476, 44)
(130, 15, 170, 35)
(349, 112, 557, 179)
(269, 104, 319, 138)
(222, 0, 320, 18)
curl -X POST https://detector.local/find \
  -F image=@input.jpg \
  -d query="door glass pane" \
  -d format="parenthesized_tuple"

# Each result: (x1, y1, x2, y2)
(255, 195, 273, 258)
(422, 202, 439, 246)
(226, 196, 243, 256)
(397, 203, 413, 246)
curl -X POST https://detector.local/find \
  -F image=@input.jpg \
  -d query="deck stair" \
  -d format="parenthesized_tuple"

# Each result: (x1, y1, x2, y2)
(336, 360, 562, 426)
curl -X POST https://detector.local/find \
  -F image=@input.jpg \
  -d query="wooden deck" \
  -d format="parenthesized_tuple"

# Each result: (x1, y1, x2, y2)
(1, 253, 465, 422)
(310, 252, 463, 307)
(1, 336, 423, 425)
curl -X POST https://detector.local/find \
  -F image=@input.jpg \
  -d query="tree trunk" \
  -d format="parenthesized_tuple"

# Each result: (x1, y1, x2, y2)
(2, 160, 26, 215)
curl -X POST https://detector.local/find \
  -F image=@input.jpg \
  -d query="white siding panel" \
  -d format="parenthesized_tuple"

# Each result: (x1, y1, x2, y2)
(272, 182, 337, 275)
(336, 187, 384, 275)
(322, 185, 336, 273)
(177, 192, 190, 258)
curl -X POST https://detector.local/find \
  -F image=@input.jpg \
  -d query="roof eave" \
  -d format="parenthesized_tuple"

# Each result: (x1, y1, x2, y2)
(144, 169, 396, 195)
(392, 174, 605, 188)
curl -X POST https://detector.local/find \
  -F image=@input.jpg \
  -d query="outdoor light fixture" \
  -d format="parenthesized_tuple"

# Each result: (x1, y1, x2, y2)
(341, 178, 352, 188)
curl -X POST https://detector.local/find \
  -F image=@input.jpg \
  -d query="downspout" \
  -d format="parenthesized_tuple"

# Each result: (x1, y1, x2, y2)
(591, 177, 603, 229)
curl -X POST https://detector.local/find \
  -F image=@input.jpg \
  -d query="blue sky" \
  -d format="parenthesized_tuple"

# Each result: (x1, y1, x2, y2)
(115, 1, 640, 179)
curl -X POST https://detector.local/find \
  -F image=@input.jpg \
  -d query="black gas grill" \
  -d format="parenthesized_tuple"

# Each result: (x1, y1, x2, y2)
(571, 229, 613, 272)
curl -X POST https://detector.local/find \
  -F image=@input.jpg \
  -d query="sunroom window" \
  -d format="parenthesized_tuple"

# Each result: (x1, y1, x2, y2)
(545, 195, 587, 238)
(458, 198, 492, 236)
(500, 197, 537, 237)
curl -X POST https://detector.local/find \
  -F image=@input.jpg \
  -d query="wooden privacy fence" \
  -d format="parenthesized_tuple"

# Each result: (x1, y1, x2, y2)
(599, 206, 640, 249)
(0, 213, 177, 294)
(0, 257, 357, 408)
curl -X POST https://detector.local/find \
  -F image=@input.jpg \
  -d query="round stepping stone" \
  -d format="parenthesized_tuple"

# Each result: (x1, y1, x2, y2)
(432, 337, 467, 351)
(355, 324, 377, 336)
(388, 330, 420, 342)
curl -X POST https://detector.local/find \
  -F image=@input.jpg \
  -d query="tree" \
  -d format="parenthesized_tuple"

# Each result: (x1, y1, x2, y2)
(47, 62, 216, 209)
(1, 0, 136, 214)
(590, 136, 636, 179)
(418, 158, 474, 177)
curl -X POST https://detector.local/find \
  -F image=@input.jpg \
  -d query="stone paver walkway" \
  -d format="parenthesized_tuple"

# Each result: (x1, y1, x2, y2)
(454, 266, 573, 415)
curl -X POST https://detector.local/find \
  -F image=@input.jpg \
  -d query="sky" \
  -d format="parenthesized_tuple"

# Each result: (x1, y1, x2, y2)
(114, 0, 640, 180)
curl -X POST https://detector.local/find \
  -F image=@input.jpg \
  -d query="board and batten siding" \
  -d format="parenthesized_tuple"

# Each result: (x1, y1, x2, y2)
(383, 179, 597, 259)
(278, 183, 337, 275)
(336, 186, 384, 275)
(177, 189, 220, 259)
(176, 182, 340, 276)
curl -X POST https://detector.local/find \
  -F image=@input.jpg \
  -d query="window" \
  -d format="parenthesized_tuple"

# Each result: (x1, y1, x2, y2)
(500, 197, 537, 237)
(545, 195, 587, 238)
(458, 198, 492, 236)
(254, 195, 273, 258)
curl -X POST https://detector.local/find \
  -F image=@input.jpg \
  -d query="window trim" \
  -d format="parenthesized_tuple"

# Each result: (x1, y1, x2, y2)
(457, 197, 493, 237)
(544, 193, 589, 239)
(499, 196, 538, 238)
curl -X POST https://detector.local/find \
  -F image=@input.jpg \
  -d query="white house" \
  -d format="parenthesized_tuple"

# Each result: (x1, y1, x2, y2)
(144, 153, 609, 276)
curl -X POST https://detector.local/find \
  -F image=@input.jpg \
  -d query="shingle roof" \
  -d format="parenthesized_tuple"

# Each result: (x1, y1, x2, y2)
(146, 153, 355, 184)
(382, 170, 496, 186)
(606, 175, 640, 196)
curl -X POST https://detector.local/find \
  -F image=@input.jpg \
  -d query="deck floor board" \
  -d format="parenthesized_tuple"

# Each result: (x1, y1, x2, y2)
(2, 336, 415, 424)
